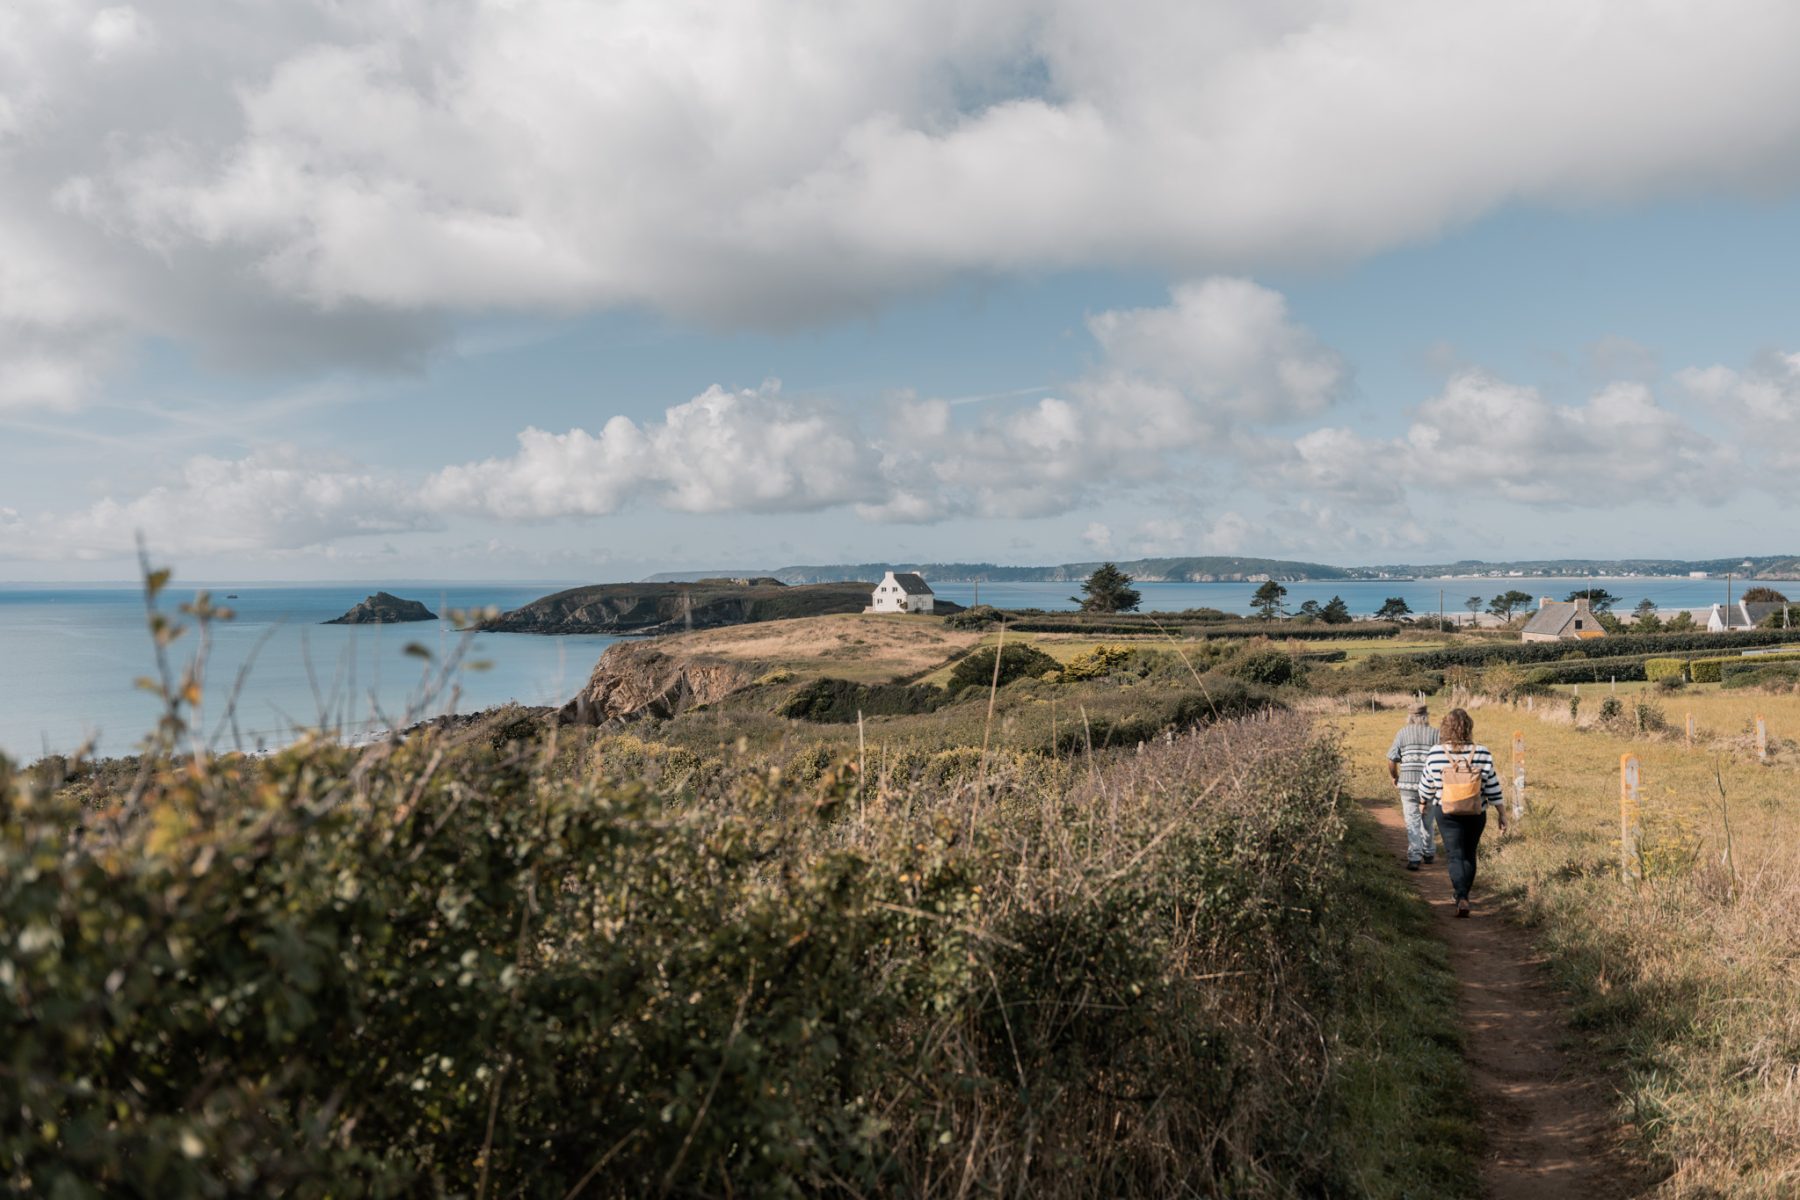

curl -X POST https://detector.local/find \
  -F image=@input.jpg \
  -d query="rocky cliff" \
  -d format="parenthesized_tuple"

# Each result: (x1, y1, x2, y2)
(324, 592, 437, 625)
(558, 641, 757, 726)
(484, 580, 873, 635)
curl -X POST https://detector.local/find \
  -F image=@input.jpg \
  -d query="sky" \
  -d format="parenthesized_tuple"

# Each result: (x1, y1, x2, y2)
(5, 1, 1800, 582)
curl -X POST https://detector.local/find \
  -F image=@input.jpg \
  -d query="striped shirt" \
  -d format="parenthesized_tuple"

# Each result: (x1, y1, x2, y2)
(1386, 721, 1439, 790)
(1416, 743, 1505, 810)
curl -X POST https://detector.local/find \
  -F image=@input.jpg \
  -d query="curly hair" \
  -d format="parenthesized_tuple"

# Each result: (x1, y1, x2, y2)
(1439, 706, 1474, 746)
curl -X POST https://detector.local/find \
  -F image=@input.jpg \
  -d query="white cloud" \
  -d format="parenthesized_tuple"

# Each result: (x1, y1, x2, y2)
(8, 2, 1800, 403)
(422, 381, 875, 519)
(0, 449, 434, 560)
(1400, 371, 1736, 505)
(1678, 352, 1800, 473)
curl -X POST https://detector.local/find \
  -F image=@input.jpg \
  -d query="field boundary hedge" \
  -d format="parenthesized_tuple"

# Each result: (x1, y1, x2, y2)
(1410, 628, 1800, 670)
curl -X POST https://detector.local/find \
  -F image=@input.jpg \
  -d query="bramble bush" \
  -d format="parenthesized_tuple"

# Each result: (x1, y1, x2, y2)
(3, 708, 1364, 1198)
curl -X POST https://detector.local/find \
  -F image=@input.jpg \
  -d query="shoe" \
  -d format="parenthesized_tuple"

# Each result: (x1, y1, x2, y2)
(1422, 854, 1435, 864)
(1455, 899, 1471, 918)
(1406, 860, 1421, 871)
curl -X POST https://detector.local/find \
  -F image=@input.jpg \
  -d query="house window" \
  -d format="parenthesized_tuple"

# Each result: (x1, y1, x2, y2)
(1574, 619, 1583, 629)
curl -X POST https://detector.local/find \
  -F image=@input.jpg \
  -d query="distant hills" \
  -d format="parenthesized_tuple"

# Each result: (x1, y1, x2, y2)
(647, 555, 1800, 584)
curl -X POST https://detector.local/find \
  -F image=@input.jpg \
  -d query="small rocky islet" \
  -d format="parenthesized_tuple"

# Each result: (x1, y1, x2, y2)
(324, 592, 437, 625)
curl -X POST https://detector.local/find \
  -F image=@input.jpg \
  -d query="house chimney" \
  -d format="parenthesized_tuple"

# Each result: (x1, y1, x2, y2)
(1539, 596, 1552, 609)
(1573, 597, 1591, 611)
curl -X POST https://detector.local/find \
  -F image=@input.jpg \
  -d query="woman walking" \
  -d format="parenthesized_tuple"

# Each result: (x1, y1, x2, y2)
(1415, 707, 1506, 916)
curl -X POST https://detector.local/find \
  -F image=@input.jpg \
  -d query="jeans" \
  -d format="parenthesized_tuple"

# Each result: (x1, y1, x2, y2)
(1436, 807, 1488, 901)
(1399, 787, 1438, 862)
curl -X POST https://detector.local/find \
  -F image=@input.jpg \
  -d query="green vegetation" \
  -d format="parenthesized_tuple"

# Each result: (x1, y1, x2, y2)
(946, 642, 1060, 693)
(780, 677, 946, 722)
(1070, 561, 1142, 613)
(1251, 579, 1289, 620)
(1487, 589, 1534, 621)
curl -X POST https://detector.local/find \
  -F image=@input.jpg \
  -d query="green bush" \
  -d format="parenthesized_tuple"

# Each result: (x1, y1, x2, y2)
(781, 677, 947, 722)
(1225, 647, 1307, 687)
(1722, 663, 1800, 690)
(1644, 657, 1690, 682)
(943, 604, 1004, 630)
(1680, 651, 1800, 684)
(947, 642, 1061, 693)
(1407, 628, 1800, 671)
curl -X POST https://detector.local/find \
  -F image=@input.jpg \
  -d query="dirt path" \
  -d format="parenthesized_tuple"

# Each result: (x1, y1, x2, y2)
(1361, 793, 1642, 1200)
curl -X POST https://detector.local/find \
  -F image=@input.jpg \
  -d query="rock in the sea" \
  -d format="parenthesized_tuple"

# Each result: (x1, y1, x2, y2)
(324, 592, 437, 625)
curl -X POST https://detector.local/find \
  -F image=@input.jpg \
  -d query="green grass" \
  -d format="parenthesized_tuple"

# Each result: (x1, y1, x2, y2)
(1327, 805, 1482, 1199)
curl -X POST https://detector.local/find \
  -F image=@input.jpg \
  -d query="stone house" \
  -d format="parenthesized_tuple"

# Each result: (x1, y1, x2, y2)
(867, 571, 935, 614)
(1519, 596, 1607, 642)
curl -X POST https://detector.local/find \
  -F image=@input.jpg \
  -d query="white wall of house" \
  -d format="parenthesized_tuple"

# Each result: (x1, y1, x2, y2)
(869, 570, 935, 613)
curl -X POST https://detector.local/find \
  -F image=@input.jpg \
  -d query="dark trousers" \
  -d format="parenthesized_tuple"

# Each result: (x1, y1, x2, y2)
(1435, 808, 1487, 901)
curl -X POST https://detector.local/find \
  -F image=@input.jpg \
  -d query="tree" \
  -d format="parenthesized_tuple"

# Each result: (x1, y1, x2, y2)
(1741, 586, 1788, 604)
(1296, 599, 1323, 621)
(1756, 604, 1799, 629)
(1564, 587, 1620, 614)
(1251, 580, 1288, 621)
(1488, 590, 1534, 622)
(1665, 609, 1697, 632)
(1631, 598, 1663, 633)
(1375, 596, 1412, 621)
(1072, 563, 1141, 613)
(1321, 595, 1352, 624)
(1464, 596, 1482, 625)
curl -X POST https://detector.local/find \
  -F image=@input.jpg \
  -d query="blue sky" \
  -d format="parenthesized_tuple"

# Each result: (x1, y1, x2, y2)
(5, 2, 1800, 580)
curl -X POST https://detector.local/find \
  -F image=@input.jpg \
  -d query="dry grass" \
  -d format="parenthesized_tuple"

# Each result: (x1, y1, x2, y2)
(1332, 690, 1800, 1198)
(646, 613, 983, 683)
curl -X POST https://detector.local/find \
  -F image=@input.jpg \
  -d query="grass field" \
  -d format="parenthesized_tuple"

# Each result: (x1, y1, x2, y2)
(1331, 686, 1800, 1197)
(642, 612, 983, 683)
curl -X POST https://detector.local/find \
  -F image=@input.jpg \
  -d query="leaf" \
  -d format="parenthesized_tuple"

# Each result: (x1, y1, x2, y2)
(145, 568, 171, 598)
(403, 643, 434, 661)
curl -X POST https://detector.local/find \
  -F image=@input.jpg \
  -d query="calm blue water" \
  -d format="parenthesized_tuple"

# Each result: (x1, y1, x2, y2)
(0, 585, 615, 763)
(927, 575, 1739, 617)
(0, 575, 1744, 763)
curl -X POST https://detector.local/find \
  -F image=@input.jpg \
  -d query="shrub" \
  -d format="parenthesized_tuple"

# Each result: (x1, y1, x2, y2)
(1634, 700, 1668, 734)
(946, 642, 1061, 693)
(1058, 643, 1136, 681)
(1655, 673, 1687, 693)
(944, 604, 1004, 630)
(1721, 662, 1800, 690)
(1644, 657, 1689, 682)
(781, 677, 947, 722)
(1690, 650, 1800, 684)
(1225, 647, 1307, 687)
(1406, 628, 1800, 671)
(1598, 696, 1625, 729)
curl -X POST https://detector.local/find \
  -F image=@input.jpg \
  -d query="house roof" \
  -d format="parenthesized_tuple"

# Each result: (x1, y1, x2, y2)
(1521, 601, 1579, 637)
(1743, 602, 1784, 626)
(888, 572, 933, 595)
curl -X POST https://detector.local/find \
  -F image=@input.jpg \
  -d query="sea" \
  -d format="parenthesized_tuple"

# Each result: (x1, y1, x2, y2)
(0, 575, 1745, 763)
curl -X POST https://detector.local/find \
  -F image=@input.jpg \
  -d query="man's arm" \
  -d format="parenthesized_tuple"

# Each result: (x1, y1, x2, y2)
(1386, 730, 1405, 781)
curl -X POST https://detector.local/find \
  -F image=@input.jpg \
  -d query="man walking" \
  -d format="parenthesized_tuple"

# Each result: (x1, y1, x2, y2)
(1387, 702, 1439, 870)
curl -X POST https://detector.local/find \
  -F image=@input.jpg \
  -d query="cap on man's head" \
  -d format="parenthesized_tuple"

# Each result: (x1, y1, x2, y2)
(1410, 702, 1430, 716)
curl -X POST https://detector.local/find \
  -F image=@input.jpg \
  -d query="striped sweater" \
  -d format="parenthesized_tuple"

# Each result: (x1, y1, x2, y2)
(1416, 743, 1505, 810)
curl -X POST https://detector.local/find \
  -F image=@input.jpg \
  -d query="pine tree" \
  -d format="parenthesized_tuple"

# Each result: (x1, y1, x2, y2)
(1251, 580, 1288, 621)
(1321, 595, 1352, 624)
(1072, 563, 1142, 613)
(1375, 596, 1412, 621)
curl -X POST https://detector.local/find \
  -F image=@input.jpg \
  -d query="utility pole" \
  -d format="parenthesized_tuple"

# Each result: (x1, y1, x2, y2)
(1439, 588, 1445, 630)
(1727, 573, 1733, 629)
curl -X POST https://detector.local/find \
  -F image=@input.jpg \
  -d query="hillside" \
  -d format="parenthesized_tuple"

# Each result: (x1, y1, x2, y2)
(651, 556, 1369, 583)
(480, 579, 877, 634)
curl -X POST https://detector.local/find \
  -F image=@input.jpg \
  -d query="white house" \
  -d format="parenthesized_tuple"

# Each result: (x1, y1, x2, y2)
(867, 571, 935, 614)
(1706, 600, 1787, 632)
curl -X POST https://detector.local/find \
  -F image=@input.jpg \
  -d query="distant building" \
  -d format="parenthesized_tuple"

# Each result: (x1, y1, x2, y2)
(1520, 596, 1607, 642)
(1688, 571, 1709, 579)
(1707, 601, 1787, 632)
(867, 571, 935, 614)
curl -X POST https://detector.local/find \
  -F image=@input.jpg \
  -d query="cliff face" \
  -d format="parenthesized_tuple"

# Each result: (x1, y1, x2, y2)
(325, 592, 437, 625)
(559, 641, 756, 726)
(485, 581, 873, 635)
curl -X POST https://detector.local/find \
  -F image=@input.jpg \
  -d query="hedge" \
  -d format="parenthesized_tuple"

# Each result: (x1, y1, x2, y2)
(1409, 628, 1800, 670)
(991, 617, 1403, 640)
(1692, 651, 1800, 683)
(1644, 657, 1693, 682)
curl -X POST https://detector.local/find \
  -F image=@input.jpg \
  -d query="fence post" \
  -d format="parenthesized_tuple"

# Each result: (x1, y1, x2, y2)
(1757, 715, 1768, 763)
(1685, 712, 1694, 751)
(1527, 694, 1534, 712)
(1512, 731, 1525, 819)
(1620, 753, 1641, 885)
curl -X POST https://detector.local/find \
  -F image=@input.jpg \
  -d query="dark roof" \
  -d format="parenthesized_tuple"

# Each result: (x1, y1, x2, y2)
(1521, 601, 1578, 636)
(889, 572, 933, 595)
(1742, 601, 1784, 625)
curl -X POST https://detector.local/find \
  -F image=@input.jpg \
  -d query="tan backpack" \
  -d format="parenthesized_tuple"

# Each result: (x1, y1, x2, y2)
(1440, 749, 1486, 815)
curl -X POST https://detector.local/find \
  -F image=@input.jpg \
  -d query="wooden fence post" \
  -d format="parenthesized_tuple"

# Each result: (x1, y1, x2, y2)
(1620, 753, 1641, 885)
(1685, 712, 1694, 751)
(1756, 715, 1768, 763)
(1512, 731, 1525, 819)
